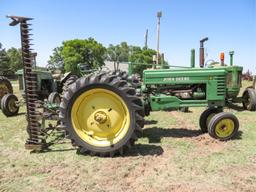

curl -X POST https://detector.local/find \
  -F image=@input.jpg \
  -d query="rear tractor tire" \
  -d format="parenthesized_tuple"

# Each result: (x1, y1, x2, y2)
(242, 88, 256, 111)
(208, 112, 239, 141)
(199, 107, 222, 133)
(59, 73, 145, 156)
(111, 70, 128, 80)
(1, 94, 19, 117)
(62, 75, 78, 94)
(0, 76, 13, 109)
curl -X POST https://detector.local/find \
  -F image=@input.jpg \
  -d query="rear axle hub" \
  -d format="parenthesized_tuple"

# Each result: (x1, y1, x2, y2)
(94, 111, 108, 124)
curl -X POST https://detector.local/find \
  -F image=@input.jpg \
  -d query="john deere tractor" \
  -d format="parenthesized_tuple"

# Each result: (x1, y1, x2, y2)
(0, 63, 90, 117)
(6, 16, 256, 157)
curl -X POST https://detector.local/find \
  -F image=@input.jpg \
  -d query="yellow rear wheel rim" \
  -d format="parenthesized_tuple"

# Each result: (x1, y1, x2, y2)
(215, 119, 234, 138)
(71, 88, 130, 147)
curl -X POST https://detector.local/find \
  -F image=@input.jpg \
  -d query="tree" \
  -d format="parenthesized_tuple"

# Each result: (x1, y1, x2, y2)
(106, 42, 129, 70)
(129, 47, 157, 75)
(6, 47, 22, 72)
(47, 47, 64, 71)
(48, 38, 106, 75)
(0, 44, 23, 74)
(0, 43, 9, 72)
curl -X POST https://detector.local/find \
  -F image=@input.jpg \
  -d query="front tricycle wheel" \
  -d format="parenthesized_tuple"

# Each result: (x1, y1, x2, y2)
(199, 107, 223, 133)
(208, 112, 239, 141)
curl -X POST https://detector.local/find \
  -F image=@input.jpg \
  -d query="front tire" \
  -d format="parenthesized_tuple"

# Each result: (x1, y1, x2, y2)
(242, 88, 256, 111)
(208, 112, 239, 141)
(1, 94, 19, 117)
(59, 73, 144, 156)
(199, 107, 222, 133)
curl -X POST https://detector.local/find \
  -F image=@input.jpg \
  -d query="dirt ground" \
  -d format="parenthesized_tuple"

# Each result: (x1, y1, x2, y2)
(0, 81, 256, 192)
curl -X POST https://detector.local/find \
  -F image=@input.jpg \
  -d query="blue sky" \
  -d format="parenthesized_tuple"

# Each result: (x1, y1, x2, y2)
(1, 0, 255, 73)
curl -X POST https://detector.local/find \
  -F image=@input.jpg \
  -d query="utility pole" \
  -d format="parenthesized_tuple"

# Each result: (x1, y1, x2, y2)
(144, 29, 148, 50)
(156, 11, 162, 68)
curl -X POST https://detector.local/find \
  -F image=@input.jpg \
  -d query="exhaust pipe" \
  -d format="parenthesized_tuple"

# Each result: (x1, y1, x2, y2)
(190, 49, 195, 68)
(229, 51, 234, 66)
(199, 37, 208, 68)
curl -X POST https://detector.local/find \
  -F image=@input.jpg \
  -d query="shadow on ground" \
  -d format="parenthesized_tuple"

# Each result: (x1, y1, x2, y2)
(32, 127, 242, 157)
(144, 120, 158, 125)
(143, 127, 243, 143)
(76, 144, 164, 157)
(143, 127, 202, 143)
(4, 112, 26, 117)
(125, 144, 164, 156)
(233, 130, 243, 140)
(33, 148, 77, 154)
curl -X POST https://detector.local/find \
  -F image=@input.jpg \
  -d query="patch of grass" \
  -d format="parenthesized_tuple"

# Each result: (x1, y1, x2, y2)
(0, 80, 256, 192)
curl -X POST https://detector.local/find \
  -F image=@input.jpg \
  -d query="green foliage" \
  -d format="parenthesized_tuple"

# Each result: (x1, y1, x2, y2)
(48, 38, 106, 75)
(47, 47, 64, 71)
(106, 42, 130, 70)
(129, 47, 157, 75)
(106, 42, 163, 75)
(49, 40, 167, 75)
(107, 42, 129, 62)
(6, 48, 22, 72)
(0, 43, 9, 71)
(0, 43, 22, 74)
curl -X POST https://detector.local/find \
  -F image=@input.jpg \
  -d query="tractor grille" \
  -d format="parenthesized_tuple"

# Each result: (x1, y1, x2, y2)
(214, 76, 226, 97)
(226, 72, 232, 88)
(238, 71, 242, 87)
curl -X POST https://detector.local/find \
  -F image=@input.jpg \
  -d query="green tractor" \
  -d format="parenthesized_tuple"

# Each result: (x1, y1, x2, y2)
(59, 48, 255, 156)
(16, 69, 59, 100)
(7, 16, 256, 157)
(0, 64, 85, 117)
(0, 55, 97, 117)
(1, 69, 58, 117)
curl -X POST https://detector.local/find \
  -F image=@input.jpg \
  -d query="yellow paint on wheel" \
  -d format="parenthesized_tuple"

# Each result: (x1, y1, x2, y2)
(215, 119, 234, 138)
(0, 84, 8, 97)
(71, 88, 130, 147)
(8, 97, 17, 113)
